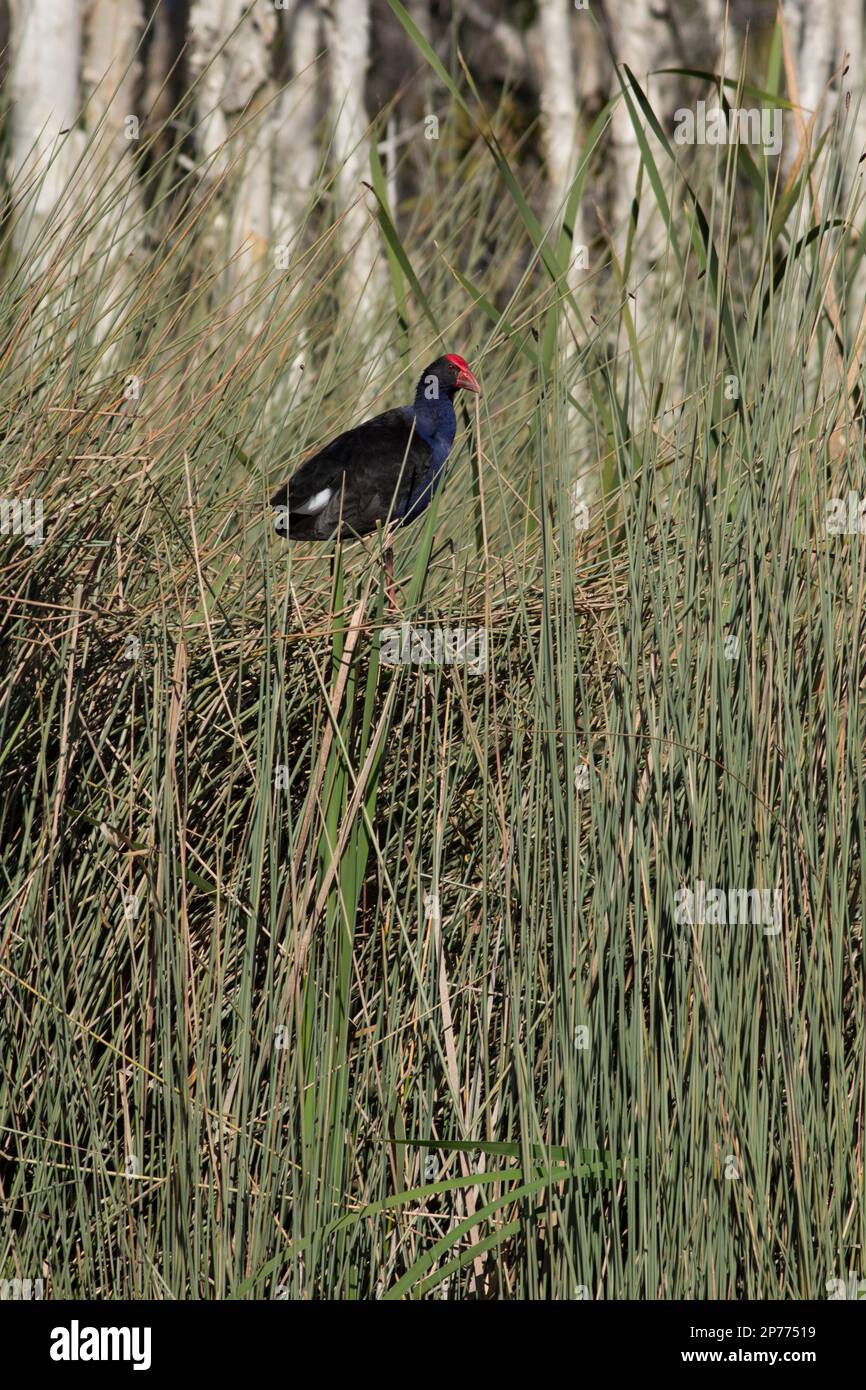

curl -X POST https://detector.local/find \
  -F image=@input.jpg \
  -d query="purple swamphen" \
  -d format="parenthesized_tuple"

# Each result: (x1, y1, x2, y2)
(270, 354, 481, 605)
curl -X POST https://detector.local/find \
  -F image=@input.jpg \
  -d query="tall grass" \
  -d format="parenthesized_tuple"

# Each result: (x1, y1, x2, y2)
(1, 25, 864, 1298)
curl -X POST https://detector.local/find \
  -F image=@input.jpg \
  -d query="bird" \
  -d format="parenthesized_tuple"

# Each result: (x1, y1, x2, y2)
(270, 353, 481, 606)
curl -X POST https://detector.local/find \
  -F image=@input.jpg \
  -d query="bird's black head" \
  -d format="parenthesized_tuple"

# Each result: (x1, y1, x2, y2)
(414, 354, 481, 405)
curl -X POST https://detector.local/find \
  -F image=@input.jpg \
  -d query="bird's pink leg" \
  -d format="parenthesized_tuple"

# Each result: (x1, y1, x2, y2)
(384, 542, 398, 611)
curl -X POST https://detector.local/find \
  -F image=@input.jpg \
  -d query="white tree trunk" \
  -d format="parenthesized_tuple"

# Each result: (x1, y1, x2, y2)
(272, 1, 321, 245)
(837, 0, 866, 313)
(786, 0, 836, 130)
(538, 0, 579, 230)
(537, 0, 588, 518)
(608, 0, 662, 267)
(782, 0, 835, 247)
(187, 0, 278, 304)
(325, 0, 385, 339)
(781, 0, 866, 367)
(8, 0, 83, 260)
(82, 0, 142, 146)
(781, 0, 866, 223)
(80, 0, 144, 349)
(267, 2, 324, 406)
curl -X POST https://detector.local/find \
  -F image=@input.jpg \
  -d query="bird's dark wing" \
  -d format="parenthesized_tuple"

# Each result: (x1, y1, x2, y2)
(270, 407, 432, 540)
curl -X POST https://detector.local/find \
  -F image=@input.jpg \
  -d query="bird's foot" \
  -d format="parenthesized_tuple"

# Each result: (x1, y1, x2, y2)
(384, 542, 399, 611)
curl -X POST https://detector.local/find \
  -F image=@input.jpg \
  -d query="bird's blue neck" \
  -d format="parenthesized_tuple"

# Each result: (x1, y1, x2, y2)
(396, 386, 458, 524)
(411, 386, 457, 458)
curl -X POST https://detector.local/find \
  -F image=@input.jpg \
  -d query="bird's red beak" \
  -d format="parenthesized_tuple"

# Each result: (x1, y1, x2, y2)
(455, 364, 481, 394)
